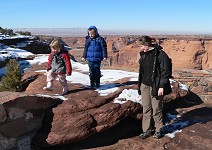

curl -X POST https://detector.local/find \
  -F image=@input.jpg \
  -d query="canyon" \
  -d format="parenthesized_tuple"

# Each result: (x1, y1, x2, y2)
(0, 35, 211, 149)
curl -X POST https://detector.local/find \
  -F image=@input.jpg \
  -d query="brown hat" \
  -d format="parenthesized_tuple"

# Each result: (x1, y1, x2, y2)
(139, 35, 152, 46)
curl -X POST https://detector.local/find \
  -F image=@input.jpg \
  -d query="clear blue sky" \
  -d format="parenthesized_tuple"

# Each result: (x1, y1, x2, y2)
(1, 0, 212, 34)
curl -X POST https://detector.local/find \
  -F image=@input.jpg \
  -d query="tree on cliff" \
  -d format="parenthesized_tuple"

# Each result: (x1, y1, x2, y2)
(0, 27, 14, 35)
(0, 59, 22, 92)
(15, 31, 31, 36)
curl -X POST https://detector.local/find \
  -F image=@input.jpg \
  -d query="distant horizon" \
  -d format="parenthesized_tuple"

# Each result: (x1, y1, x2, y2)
(1, 0, 212, 35)
(11, 27, 212, 37)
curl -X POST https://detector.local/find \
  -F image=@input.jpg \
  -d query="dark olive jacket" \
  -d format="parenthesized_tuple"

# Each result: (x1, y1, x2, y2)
(138, 45, 172, 96)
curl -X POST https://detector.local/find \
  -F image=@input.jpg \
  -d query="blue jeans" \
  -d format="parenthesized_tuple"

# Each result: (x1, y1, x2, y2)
(88, 61, 101, 79)
(88, 61, 101, 87)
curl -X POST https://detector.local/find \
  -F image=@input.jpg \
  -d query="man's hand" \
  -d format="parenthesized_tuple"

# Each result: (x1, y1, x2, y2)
(81, 58, 86, 61)
(103, 58, 107, 61)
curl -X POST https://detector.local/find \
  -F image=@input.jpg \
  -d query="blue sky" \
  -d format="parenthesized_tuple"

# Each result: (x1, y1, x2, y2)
(0, 0, 212, 34)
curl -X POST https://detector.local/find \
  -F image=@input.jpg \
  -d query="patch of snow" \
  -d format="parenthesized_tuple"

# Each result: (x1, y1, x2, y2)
(113, 89, 141, 104)
(170, 79, 188, 91)
(101, 70, 138, 83)
(96, 86, 119, 96)
(34, 70, 46, 73)
(165, 130, 182, 138)
(71, 61, 89, 72)
(66, 72, 90, 85)
(4, 47, 33, 58)
(36, 94, 68, 101)
(27, 54, 48, 65)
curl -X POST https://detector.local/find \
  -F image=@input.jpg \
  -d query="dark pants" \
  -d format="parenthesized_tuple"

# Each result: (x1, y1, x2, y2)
(88, 61, 101, 87)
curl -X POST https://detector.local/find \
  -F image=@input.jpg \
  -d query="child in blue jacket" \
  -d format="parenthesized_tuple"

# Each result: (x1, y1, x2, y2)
(82, 26, 107, 88)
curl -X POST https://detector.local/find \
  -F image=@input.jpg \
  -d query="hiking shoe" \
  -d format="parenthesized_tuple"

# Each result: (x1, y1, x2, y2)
(139, 131, 153, 139)
(153, 131, 163, 139)
(43, 87, 53, 91)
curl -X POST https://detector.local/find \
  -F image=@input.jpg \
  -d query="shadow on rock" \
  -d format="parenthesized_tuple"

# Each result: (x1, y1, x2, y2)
(32, 103, 62, 148)
(97, 80, 138, 91)
(162, 106, 212, 135)
(47, 117, 141, 150)
(69, 87, 92, 94)
(164, 90, 203, 110)
(21, 74, 40, 91)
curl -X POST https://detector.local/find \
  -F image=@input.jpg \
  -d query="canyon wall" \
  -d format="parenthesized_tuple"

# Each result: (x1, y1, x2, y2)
(161, 38, 212, 70)
(38, 35, 212, 71)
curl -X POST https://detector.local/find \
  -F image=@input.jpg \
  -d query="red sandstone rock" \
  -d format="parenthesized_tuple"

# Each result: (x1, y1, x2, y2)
(0, 104, 7, 123)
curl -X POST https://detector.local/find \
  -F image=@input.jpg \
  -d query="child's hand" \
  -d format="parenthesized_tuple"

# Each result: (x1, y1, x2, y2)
(103, 58, 107, 61)
(81, 58, 86, 61)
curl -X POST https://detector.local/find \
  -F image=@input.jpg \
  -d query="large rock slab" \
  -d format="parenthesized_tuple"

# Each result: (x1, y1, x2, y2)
(29, 75, 142, 147)
(28, 74, 189, 147)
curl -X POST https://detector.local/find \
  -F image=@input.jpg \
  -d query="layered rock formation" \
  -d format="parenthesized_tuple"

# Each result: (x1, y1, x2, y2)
(160, 38, 212, 70)
(36, 35, 210, 72)
(0, 67, 189, 149)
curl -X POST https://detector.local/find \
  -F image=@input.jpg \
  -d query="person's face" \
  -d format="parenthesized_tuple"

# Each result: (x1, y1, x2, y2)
(88, 30, 96, 39)
(140, 45, 149, 52)
(51, 48, 60, 53)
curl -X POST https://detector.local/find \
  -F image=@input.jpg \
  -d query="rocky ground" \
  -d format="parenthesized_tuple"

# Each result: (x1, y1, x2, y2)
(20, 64, 210, 150)
(0, 62, 211, 150)
(0, 35, 212, 150)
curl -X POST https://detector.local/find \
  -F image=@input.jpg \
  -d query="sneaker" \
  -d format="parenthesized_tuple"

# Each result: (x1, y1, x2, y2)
(139, 130, 153, 139)
(43, 87, 53, 91)
(153, 131, 163, 139)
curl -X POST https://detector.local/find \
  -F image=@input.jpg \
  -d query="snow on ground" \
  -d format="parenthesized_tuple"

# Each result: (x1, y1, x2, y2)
(170, 79, 188, 91)
(165, 130, 182, 138)
(66, 65, 139, 97)
(101, 70, 138, 83)
(0, 34, 32, 40)
(27, 54, 48, 65)
(0, 52, 193, 139)
(27, 55, 193, 139)
(0, 54, 189, 100)
(161, 112, 206, 138)
(96, 85, 120, 96)
(5, 47, 33, 58)
(71, 61, 89, 72)
(113, 89, 141, 104)
(36, 94, 68, 101)
(0, 46, 34, 62)
(66, 71, 90, 85)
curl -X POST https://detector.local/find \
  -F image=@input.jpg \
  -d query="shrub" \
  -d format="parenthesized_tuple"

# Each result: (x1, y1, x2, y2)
(15, 31, 31, 36)
(0, 27, 14, 35)
(0, 59, 22, 92)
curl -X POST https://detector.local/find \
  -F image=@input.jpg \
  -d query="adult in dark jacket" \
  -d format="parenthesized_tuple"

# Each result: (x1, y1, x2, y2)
(82, 26, 107, 88)
(138, 36, 172, 139)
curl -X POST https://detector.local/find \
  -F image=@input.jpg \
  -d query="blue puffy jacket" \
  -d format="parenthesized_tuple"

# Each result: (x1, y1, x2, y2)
(83, 26, 107, 62)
